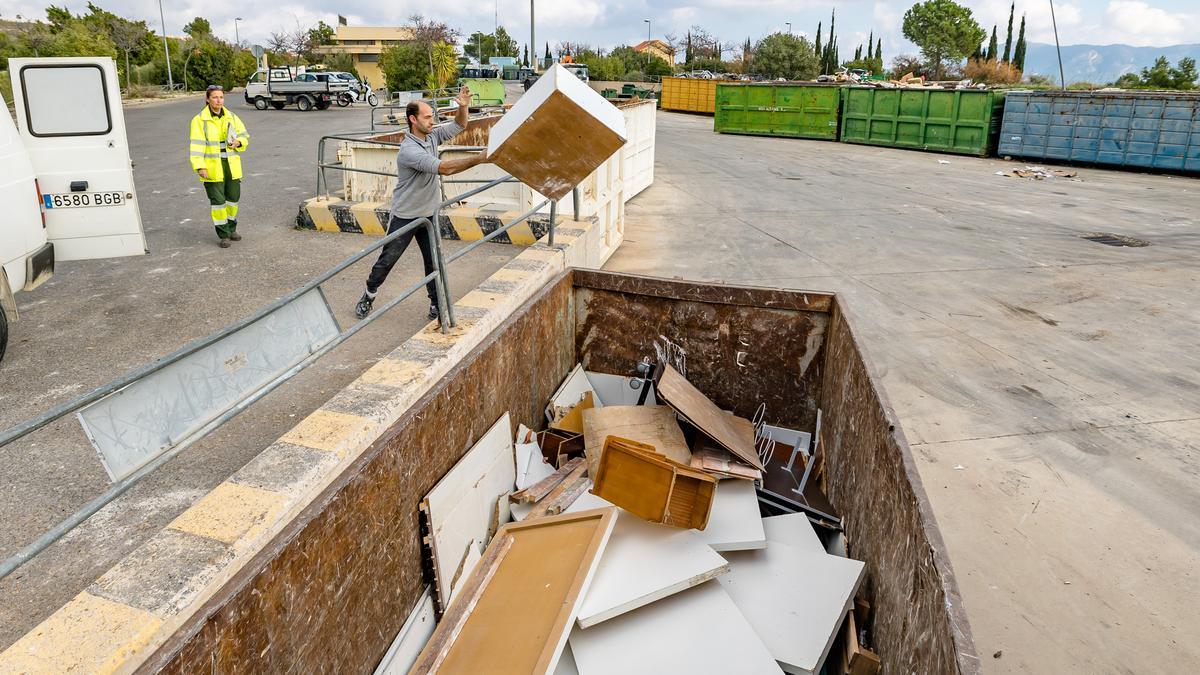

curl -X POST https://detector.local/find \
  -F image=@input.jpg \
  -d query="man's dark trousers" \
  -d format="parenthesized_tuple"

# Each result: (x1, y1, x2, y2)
(366, 215, 438, 304)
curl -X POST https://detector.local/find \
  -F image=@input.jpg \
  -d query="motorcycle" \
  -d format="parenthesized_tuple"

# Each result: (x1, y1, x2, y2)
(337, 85, 380, 108)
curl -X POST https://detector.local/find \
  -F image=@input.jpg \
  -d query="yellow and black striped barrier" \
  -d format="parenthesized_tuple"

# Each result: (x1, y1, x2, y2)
(296, 198, 549, 245)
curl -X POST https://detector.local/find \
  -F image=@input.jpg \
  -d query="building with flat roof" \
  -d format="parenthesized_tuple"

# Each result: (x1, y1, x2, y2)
(314, 25, 416, 88)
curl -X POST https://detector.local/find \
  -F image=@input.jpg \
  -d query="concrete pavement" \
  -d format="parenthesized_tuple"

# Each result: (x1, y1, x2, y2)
(0, 94, 518, 645)
(605, 111, 1200, 673)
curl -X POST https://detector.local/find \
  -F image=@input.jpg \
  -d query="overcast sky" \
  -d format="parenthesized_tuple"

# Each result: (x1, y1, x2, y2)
(4, 0, 1197, 61)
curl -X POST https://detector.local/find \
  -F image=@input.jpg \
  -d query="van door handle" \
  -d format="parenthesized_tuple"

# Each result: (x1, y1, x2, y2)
(70, 181, 88, 192)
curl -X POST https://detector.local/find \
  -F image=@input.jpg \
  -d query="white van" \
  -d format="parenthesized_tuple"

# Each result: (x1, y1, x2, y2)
(1, 57, 147, 361)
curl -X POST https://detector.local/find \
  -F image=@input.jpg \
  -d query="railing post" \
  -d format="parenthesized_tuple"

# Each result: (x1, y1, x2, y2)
(548, 200, 558, 248)
(430, 205, 456, 328)
(317, 137, 325, 198)
(572, 186, 581, 222)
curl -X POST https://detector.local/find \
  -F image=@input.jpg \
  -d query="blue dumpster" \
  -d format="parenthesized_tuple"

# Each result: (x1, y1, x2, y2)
(999, 91, 1200, 172)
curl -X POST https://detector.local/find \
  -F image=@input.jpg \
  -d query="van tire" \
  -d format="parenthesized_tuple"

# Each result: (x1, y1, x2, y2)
(296, 95, 314, 112)
(253, 97, 269, 110)
(0, 311, 8, 363)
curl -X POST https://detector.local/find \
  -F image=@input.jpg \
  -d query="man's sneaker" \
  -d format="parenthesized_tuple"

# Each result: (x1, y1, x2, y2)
(428, 304, 439, 320)
(218, 238, 231, 248)
(355, 293, 374, 319)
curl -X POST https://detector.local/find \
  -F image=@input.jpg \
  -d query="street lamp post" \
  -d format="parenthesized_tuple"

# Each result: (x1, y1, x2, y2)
(234, 17, 242, 48)
(157, 0, 173, 90)
(786, 22, 791, 35)
(644, 19, 650, 75)
(530, 0, 536, 72)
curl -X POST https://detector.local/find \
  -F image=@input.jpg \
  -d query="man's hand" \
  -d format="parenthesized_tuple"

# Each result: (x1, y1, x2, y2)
(198, 169, 209, 179)
(456, 85, 471, 109)
(229, 139, 241, 149)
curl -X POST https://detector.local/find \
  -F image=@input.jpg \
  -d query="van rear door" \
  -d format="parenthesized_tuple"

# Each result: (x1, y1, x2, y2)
(8, 57, 147, 261)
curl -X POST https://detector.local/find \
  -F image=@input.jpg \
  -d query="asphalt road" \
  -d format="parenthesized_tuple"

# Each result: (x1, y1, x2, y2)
(0, 93, 517, 644)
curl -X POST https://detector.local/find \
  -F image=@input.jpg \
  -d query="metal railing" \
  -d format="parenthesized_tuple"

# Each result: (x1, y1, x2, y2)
(0, 130, 575, 580)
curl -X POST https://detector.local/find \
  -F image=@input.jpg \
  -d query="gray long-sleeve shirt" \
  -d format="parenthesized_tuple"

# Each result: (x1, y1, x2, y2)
(389, 121, 464, 219)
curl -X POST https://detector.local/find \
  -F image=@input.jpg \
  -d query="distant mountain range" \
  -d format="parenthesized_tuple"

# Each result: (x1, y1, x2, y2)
(1023, 42, 1200, 85)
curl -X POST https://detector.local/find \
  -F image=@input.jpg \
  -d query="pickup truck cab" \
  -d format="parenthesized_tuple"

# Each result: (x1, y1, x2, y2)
(244, 68, 349, 112)
(1, 57, 147, 362)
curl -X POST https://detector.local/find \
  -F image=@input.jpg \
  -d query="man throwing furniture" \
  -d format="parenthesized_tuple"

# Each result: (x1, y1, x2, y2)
(355, 86, 487, 321)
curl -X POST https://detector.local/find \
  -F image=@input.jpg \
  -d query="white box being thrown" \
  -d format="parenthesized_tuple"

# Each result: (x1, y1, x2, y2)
(486, 64, 627, 201)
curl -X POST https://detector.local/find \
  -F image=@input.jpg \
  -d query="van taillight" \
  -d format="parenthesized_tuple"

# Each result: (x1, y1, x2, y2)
(34, 179, 46, 228)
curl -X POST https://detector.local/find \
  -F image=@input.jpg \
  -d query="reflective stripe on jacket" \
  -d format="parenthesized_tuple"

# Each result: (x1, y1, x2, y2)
(188, 107, 250, 182)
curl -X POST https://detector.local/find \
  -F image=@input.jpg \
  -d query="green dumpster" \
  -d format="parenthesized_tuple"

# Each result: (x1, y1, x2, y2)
(839, 87, 1005, 156)
(714, 83, 842, 140)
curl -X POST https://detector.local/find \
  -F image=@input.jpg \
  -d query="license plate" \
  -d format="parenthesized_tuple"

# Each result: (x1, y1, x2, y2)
(43, 191, 125, 209)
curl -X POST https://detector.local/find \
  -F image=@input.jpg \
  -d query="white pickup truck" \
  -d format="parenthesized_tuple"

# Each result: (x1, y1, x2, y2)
(1, 57, 147, 362)
(244, 68, 350, 111)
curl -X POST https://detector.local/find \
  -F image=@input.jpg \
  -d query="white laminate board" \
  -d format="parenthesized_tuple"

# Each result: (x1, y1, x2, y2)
(692, 479, 765, 552)
(719, 541, 865, 675)
(517, 440, 555, 490)
(448, 542, 482, 605)
(374, 587, 436, 674)
(584, 371, 657, 406)
(564, 486, 613, 514)
(569, 582, 782, 675)
(545, 363, 602, 423)
(423, 412, 515, 608)
(576, 510, 730, 628)
(761, 513, 825, 554)
(554, 642, 580, 675)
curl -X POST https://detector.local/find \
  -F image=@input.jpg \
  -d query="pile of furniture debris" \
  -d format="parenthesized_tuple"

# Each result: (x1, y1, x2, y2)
(382, 359, 881, 675)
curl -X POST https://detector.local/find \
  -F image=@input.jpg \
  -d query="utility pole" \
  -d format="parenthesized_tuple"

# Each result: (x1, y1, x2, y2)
(1049, 0, 1066, 90)
(234, 17, 242, 47)
(786, 22, 791, 34)
(644, 19, 650, 74)
(530, 0, 536, 72)
(157, 0, 173, 90)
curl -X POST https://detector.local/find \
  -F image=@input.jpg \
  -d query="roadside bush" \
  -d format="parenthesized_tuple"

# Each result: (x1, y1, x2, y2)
(963, 58, 1022, 84)
(1067, 81, 1101, 90)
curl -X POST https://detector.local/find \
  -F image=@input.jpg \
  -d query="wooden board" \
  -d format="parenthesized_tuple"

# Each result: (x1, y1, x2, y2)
(591, 437, 715, 530)
(568, 582, 782, 675)
(411, 508, 617, 675)
(584, 371, 657, 406)
(546, 363, 602, 424)
(718, 540, 865, 675)
(581, 405, 691, 477)
(655, 365, 764, 470)
(691, 478, 765, 551)
(487, 64, 627, 201)
(421, 413, 515, 610)
(576, 510, 729, 628)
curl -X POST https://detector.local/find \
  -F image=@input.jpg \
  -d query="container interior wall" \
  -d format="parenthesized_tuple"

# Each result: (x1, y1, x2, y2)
(571, 271, 829, 442)
(141, 275, 578, 674)
(818, 302, 977, 675)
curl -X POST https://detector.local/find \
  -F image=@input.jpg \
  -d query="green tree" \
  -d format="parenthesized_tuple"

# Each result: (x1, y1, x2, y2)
(428, 42, 458, 89)
(1002, 2, 1014, 63)
(230, 49, 258, 85)
(1139, 56, 1199, 90)
(1013, 15, 1027, 71)
(522, 44, 529, 66)
(813, 22, 822, 61)
(875, 38, 882, 62)
(1112, 73, 1141, 89)
(308, 21, 336, 48)
(380, 43, 427, 91)
(183, 17, 211, 39)
(986, 26, 997, 61)
(902, 0, 986, 79)
(752, 32, 818, 80)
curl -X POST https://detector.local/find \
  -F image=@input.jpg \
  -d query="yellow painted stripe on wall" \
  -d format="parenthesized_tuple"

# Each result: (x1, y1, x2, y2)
(168, 482, 288, 546)
(305, 199, 342, 233)
(351, 201, 387, 235)
(447, 207, 484, 241)
(0, 592, 164, 674)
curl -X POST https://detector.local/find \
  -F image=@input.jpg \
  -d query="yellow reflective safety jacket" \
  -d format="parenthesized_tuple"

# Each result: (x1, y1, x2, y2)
(188, 106, 250, 182)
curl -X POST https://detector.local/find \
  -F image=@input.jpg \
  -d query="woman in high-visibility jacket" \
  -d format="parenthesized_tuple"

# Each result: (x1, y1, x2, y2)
(189, 85, 250, 247)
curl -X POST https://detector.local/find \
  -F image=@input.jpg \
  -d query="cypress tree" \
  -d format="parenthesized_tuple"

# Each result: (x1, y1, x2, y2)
(987, 26, 998, 61)
(814, 22, 822, 63)
(867, 30, 873, 59)
(855, 45, 862, 61)
(1003, 2, 1015, 63)
(875, 38, 882, 62)
(1013, 15, 1027, 71)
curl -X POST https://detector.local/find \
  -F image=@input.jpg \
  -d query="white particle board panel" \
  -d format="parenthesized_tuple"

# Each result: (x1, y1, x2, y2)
(719, 541, 865, 675)
(448, 542, 482, 605)
(517, 440, 555, 490)
(422, 412, 515, 609)
(584, 371, 657, 406)
(569, 582, 782, 675)
(691, 479, 765, 552)
(546, 363, 602, 423)
(374, 587, 435, 674)
(761, 513, 825, 554)
(554, 643, 581, 675)
(576, 510, 729, 628)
